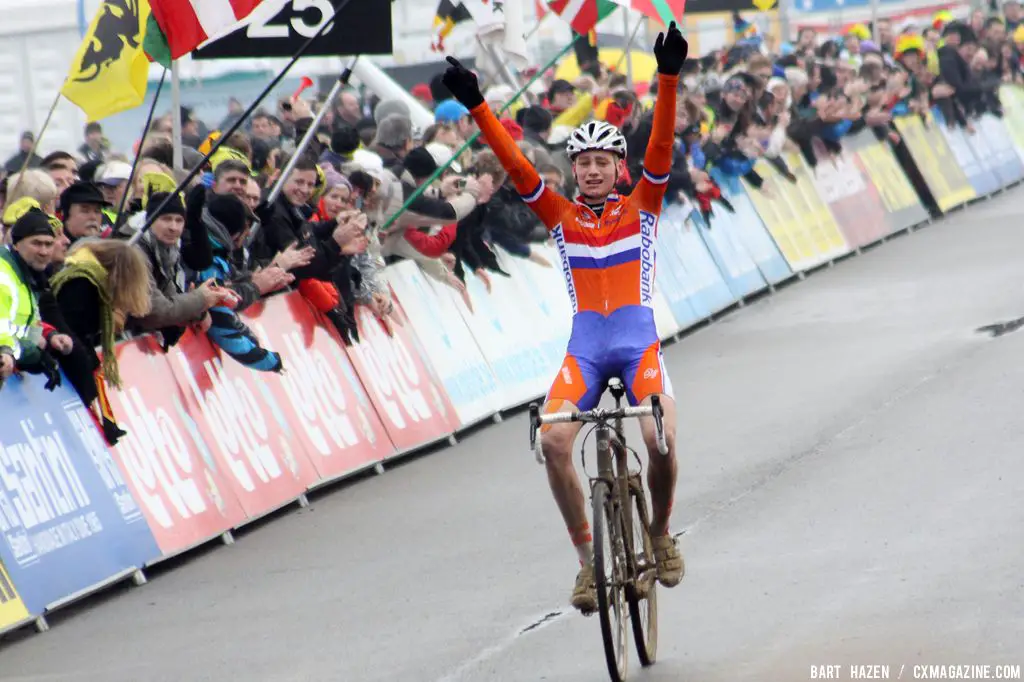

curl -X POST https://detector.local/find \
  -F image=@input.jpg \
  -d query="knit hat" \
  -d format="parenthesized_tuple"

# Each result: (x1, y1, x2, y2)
(517, 105, 553, 134)
(207, 193, 250, 237)
(322, 167, 351, 192)
(403, 147, 438, 179)
(147, 191, 186, 219)
(10, 208, 55, 244)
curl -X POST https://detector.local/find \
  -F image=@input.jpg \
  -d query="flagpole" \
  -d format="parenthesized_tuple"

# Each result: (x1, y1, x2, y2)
(170, 61, 184, 174)
(613, 13, 646, 78)
(477, 37, 520, 92)
(116, 69, 167, 227)
(130, 0, 358, 246)
(621, 7, 634, 90)
(378, 34, 583, 235)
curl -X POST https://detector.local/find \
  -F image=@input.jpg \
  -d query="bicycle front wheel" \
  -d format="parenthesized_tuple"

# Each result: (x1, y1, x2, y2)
(593, 480, 629, 682)
(625, 481, 658, 666)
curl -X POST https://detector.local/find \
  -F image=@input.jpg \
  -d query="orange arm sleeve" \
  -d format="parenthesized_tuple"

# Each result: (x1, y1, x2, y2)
(470, 102, 571, 230)
(633, 73, 680, 211)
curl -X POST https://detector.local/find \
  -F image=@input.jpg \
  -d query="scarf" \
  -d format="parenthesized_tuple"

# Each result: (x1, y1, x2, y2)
(50, 247, 121, 388)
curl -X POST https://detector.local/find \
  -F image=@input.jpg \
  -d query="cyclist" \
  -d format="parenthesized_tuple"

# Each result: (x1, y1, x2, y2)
(443, 23, 689, 613)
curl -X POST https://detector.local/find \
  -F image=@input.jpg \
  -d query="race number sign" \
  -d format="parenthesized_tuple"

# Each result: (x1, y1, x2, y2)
(193, 0, 393, 59)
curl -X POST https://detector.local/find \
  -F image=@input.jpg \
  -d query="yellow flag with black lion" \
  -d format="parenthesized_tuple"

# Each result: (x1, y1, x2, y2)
(62, 0, 151, 121)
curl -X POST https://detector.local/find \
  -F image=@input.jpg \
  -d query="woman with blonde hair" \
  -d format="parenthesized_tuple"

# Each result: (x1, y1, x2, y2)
(4, 169, 59, 216)
(49, 238, 151, 444)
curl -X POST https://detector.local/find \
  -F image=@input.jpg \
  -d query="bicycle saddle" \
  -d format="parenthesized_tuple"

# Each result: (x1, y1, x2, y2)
(606, 377, 626, 399)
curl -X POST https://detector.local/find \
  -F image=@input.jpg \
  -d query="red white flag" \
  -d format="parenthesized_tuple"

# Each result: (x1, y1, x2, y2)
(150, 0, 265, 60)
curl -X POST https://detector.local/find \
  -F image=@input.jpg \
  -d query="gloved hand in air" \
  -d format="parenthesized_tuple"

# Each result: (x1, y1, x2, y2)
(653, 21, 689, 76)
(442, 57, 485, 109)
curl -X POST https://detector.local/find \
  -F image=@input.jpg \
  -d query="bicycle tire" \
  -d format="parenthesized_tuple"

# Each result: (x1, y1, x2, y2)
(593, 480, 629, 682)
(625, 483, 658, 666)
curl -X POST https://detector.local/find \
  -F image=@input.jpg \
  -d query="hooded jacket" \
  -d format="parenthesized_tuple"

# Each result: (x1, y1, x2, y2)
(187, 208, 282, 373)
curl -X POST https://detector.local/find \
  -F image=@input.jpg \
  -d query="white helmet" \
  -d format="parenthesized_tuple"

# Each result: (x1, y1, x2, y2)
(565, 120, 627, 160)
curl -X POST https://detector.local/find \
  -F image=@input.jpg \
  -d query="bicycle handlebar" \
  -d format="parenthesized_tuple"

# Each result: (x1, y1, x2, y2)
(528, 398, 668, 465)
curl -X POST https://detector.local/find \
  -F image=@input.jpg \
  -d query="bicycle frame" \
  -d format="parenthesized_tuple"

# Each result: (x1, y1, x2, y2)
(528, 384, 668, 582)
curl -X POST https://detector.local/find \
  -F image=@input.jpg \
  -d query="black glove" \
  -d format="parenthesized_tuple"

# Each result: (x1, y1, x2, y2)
(41, 354, 62, 391)
(653, 22, 689, 76)
(442, 57, 485, 109)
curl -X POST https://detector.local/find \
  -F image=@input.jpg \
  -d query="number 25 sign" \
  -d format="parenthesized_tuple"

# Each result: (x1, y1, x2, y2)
(193, 0, 393, 60)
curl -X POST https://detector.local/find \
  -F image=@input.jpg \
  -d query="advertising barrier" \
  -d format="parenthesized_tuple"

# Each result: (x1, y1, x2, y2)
(691, 209, 768, 301)
(844, 130, 930, 233)
(3, 91, 1024, 637)
(243, 295, 394, 481)
(810, 138, 893, 249)
(345, 294, 459, 454)
(656, 202, 736, 321)
(933, 109, 1001, 197)
(999, 86, 1024, 164)
(166, 330, 318, 519)
(710, 172, 793, 287)
(745, 152, 850, 272)
(0, 374, 159, 614)
(385, 261, 504, 427)
(0, 559, 32, 632)
(893, 113, 976, 212)
(107, 336, 247, 558)
(974, 114, 1024, 187)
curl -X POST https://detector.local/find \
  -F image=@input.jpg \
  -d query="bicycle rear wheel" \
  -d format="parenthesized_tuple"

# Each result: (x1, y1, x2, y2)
(625, 479, 658, 666)
(593, 480, 629, 682)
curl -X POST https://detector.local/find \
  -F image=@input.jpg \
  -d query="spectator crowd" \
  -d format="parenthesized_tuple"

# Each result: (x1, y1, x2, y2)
(2, 4, 1022, 445)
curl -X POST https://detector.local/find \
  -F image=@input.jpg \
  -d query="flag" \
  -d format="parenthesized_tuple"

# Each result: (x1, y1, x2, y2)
(143, 12, 172, 67)
(432, 0, 474, 51)
(148, 0, 264, 61)
(547, 0, 619, 36)
(621, 0, 685, 27)
(470, 0, 530, 68)
(62, 0, 152, 121)
(732, 10, 760, 45)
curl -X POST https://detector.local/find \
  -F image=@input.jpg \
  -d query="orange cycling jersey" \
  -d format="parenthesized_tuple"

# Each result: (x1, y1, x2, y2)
(469, 73, 680, 411)
(469, 73, 679, 317)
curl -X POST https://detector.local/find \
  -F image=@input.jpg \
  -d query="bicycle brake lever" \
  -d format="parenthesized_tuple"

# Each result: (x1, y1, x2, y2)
(528, 403, 545, 465)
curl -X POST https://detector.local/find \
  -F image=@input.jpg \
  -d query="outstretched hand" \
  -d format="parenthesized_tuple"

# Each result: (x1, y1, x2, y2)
(654, 21, 689, 76)
(442, 57, 485, 109)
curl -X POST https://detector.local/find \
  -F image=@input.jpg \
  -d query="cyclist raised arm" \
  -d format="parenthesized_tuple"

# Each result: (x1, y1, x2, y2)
(444, 24, 689, 615)
(442, 59, 573, 230)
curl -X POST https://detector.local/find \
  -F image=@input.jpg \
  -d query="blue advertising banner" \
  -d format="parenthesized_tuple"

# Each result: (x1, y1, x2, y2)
(974, 114, 1024, 187)
(710, 171, 794, 286)
(0, 374, 159, 614)
(933, 109, 1000, 196)
(657, 203, 737, 321)
(690, 209, 767, 302)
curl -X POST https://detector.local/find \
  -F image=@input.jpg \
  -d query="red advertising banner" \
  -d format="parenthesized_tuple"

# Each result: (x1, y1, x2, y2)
(166, 330, 318, 518)
(106, 337, 247, 556)
(239, 293, 394, 481)
(811, 141, 891, 248)
(344, 293, 458, 453)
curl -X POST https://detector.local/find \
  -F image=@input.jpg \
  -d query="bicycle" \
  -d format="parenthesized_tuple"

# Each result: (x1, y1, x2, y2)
(529, 378, 669, 682)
